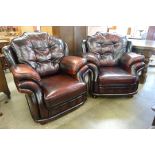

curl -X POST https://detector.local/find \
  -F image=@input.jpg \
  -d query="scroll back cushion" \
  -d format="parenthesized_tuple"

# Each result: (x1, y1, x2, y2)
(10, 32, 65, 77)
(86, 32, 127, 66)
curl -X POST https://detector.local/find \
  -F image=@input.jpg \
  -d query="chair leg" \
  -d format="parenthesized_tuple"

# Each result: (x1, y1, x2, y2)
(92, 95, 97, 98)
(40, 122, 47, 125)
(128, 95, 133, 98)
(152, 116, 155, 126)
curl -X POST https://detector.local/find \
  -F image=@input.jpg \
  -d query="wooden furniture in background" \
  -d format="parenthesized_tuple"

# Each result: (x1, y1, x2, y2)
(127, 27, 132, 35)
(52, 26, 87, 56)
(146, 26, 155, 40)
(107, 26, 117, 33)
(129, 39, 155, 83)
(0, 55, 10, 99)
(40, 26, 53, 35)
(17, 26, 36, 35)
(0, 40, 10, 70)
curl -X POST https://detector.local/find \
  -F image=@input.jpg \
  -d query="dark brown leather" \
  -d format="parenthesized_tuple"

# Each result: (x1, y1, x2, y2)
(83, 52, 100, 66)
(94, 82, 138, 94)
(48, 93, 87, 118)
(82, 32, 145, 96)
(3, 32, 88, 124)
(87, 63, 98, 81)
(76, 65, 89, 82)
(16, 80, 48, 118)
(86, 32, 127, 67)
(41, 74, 86, 108)
(10, 32, 66, 77)
(10, 64, 41, 82)
(60, 56, 87, 75)
(99, 67, 137, 85)
(132, 62, 145, 73)
(121, 52, 145, 68)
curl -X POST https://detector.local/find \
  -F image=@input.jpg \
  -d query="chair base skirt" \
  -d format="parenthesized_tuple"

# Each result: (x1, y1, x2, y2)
(26, 92, 87, 124)
(36, 101, 85, 124)
(91, 90, 137, 97)
(90, 82, 139, 97)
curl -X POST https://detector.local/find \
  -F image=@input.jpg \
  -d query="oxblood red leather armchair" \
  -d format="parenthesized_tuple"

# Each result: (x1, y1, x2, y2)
(82, 32, 145, 97)
(3, 32, 89, 124)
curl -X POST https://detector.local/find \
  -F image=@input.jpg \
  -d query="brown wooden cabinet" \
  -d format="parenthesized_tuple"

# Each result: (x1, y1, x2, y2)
(0, 40, 10, 70)
(0, 55, 10, 99)
(52, 26, 87, 56)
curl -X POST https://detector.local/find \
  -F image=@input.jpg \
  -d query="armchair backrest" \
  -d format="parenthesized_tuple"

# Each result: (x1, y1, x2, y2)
(83, 32, 128, 67)
(5, 32, 69, 77)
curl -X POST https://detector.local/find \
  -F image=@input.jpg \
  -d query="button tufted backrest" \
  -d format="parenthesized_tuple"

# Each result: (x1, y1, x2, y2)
(10, 32, 68, 77)
(86, 32, 127, 66)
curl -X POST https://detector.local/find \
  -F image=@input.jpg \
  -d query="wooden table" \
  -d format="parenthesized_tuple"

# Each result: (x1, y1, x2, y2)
(128, 39, 155, 83)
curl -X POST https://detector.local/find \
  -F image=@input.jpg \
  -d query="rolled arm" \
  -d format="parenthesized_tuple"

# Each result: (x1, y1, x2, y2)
(120, 52, 145, 74)
(11, 65, 48, 119)
(60, 56, 87, 75)
(131, 62, 145, 74)
(10, 64, 41, 83)
(120, 52, 145, 68)
(76, 65, 89, 82)
(83, 52, 99, 82)
(16, 80, 48, 118)
(83, 52, 100, 66)
(87, 63, 99, 82)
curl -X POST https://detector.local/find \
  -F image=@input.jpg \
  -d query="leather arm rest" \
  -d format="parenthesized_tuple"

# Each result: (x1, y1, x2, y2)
(132, 62, 145, 72)
(83, 52, 100, 66)
(76, 65, 89, 83)
(120, 52, 145, 68)
(60, 56, 87, 75)
(130, 62, 145, 75)
(87, 63, 99, 82)
(15, 80, 48, 118)
(10, 64, 41, 82)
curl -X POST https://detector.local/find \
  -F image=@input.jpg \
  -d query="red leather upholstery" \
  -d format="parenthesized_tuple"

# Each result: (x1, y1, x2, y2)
(85, 32, 127, 67)
(3, 32, 88, 124)
(98, 67, 137, 85)
(82, 32, 145, 96)
(60, 56, 87, 75)
(41, 74, 86, 108)
(10, 64, 41, 82)
(11, 32, 65, 77)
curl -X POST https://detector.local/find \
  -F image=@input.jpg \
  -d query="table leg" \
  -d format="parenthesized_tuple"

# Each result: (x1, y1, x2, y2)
(132, 47, 153, 84)
(139, 54, 150, 83)
(0, 112, 3, 116)
(152, 116, 155, 126)
(4, 90, 11, 100)
(136, 50, 151, 84)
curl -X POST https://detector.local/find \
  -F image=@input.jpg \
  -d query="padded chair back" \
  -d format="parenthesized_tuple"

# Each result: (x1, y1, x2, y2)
(85, 32, 128, 66)
(9, 32, 68, 77)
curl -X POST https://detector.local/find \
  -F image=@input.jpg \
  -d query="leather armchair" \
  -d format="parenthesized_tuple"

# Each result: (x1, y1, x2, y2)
(82, 32, 145, 97)
(3, 32, 89, 124)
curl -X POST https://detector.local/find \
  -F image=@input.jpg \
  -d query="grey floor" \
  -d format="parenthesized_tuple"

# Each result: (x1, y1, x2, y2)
(0, 67, 155, 129)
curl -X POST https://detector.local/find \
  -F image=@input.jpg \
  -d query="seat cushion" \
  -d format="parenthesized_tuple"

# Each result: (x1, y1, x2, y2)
(41, 74, 86, 108)
(98, 67, 137, 85)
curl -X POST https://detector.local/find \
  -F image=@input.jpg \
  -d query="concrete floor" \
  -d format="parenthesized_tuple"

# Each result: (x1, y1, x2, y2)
(0, 68, 155, 129)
